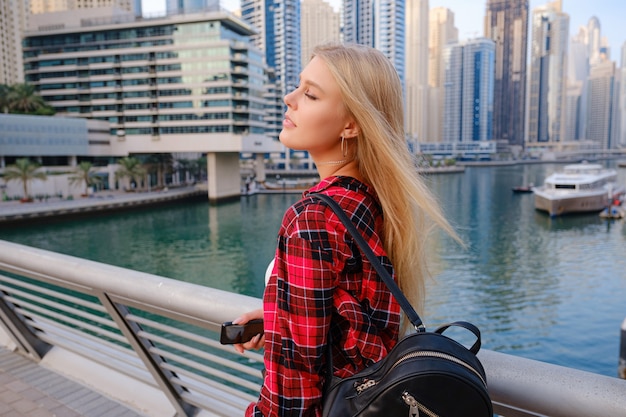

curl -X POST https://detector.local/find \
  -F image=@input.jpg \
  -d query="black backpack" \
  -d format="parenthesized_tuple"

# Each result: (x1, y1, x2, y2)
(313, 193, 493, 417)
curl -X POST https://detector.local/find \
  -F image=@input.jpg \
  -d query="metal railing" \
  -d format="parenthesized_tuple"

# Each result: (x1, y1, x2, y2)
(0, 239, 625, 417)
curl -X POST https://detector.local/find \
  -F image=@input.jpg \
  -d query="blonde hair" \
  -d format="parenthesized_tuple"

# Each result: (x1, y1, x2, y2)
(312, 43, 460, 332)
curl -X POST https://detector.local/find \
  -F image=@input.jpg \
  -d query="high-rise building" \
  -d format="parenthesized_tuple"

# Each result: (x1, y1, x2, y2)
(586, 16, 603, 65)
(405, 0, 429, 144)
(22, 11, 270, 147)
(619, 42, 626, 147)
(343, 0, 406, 87)
(165, 0, 219, 15)
(301, 0, 340, 70)
(428, 7, 457, 89)
(240, 0, 300, 99)
(29, 0, 139, 14)
(484, 0, 528, 148)
(428, 7, 457, 143)
(566, 27, 591, 140)
(586, 59, 616, 149)
(442, 38, 495, 143)
(527, 1, 569, 144)
(0, 0, 28, 85)
(240, 0, 301, 168)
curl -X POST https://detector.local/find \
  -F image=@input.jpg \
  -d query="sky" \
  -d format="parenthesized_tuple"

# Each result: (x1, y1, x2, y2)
(142, 0, 626, 60)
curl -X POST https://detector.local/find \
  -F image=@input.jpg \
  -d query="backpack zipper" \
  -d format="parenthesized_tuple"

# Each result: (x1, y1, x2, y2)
(402, 391, 439, 417)
(392, 350, 488, 387)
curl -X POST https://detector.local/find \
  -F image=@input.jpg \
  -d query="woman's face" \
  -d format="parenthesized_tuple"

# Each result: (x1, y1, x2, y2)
(280, 56, 352, 161)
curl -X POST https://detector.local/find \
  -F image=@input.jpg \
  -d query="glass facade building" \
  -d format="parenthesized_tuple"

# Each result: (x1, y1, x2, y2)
(443, 38, 495, 143)
(527, 1, 569, 143)
(343, 0, 405, 88)
(485, 0, 529, 148)
(22, 12, 270, 150)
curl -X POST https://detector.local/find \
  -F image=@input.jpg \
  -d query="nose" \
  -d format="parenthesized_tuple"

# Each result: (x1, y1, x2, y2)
(283, 91, 293, 108)
(283, 87, 297, 108)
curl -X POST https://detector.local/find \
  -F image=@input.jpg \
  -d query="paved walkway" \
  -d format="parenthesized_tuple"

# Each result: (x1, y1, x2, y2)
(0, 187, 206, 224)
(0, 348, 144, 417)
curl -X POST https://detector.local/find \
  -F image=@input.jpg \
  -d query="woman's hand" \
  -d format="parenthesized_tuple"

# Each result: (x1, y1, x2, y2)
(232, 308, 265, 354)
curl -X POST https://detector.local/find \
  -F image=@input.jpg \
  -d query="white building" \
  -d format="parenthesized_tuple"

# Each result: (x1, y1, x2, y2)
(427, 7, 457, 143)
(0, 0, 28, 85)
(21, 9, 281, 200)
(405, 0, 429, 146)
(29, 0, 140, 15)
(616, 42, 626, 147)
(300, 0, 340, 70)
(343, 0, 406, 88)
(527, 0, 569, 144)
(586, 59, 616, 149)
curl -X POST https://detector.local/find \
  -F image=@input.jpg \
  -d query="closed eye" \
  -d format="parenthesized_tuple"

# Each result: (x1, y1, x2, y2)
(290, 83, 318, 100)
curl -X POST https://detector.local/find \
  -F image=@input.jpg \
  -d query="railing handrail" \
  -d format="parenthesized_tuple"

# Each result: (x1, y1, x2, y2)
(0, 239, 625, 417)
(0, 239, 262, 326)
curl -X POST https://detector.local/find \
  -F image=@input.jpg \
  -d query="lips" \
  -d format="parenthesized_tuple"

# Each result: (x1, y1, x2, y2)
(283, 114, 296, 128)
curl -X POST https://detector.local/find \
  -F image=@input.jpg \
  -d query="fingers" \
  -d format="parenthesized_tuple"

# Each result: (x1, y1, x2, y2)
(232, 308, 263, 325)
(234, 333, 265, 354)
(230, 308, 265, 354)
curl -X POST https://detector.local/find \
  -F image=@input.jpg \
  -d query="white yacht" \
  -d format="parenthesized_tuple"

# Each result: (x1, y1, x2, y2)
(534, 162, 624, 217)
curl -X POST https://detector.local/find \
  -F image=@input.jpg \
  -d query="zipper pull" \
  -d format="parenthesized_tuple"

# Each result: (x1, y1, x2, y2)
(402, 391, 420, 417)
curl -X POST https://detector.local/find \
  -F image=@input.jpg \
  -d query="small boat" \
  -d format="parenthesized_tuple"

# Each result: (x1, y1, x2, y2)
(599, 205, 625, 219)
(259, 178, 318, 191)
(512, 184, 534, 193)
(534, 162, 625, 217)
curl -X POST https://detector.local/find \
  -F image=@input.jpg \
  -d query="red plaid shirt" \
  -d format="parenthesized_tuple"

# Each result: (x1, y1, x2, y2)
(246, 176, 401, 417)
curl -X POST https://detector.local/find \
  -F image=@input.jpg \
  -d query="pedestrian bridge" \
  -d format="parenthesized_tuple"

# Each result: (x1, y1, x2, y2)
(0, 239, 624, 417)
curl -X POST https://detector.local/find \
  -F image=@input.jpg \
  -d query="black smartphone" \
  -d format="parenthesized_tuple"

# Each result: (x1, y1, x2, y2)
(220, 319, 264, 344)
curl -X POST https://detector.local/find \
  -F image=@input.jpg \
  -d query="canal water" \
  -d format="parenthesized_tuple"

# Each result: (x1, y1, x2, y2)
(1, 161, 625, 378)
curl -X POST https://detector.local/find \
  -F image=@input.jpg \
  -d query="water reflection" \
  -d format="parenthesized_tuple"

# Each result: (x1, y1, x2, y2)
(0, 163, 625, 377)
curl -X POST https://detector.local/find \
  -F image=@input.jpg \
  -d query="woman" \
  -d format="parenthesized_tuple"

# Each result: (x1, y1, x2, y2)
(233, 43, 458, 416)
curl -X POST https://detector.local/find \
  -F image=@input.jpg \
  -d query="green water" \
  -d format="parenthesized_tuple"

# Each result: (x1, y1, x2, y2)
(1, 162, 625, 377)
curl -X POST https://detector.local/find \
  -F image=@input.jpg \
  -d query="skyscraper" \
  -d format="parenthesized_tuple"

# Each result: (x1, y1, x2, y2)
(587, 59, 616, 149)
(616, 42, 626, 147)
(241, 0, 301, 168)
(165, 0, 219, 14)
(485, 0, 528, 148)
(566, 27, 590, 141)
(442, 38, 495, 143)
(301, 0, 340, 70)
(0, 0, 27, 85)
(343, 0, 406, 87)
(241, 0, 301, 98)
(527, 0, 569, 144)
(405, 0, 429, 143)
(29, 0, 139, 14)
(428, 7, 458, 143)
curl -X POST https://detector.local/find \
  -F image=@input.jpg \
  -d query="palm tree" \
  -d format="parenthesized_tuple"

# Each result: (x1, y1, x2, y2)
(3, 158, 47, 202)
(143, 153, 173, 189)
(0, 84, 10, 113)
(115, 157, 146, 191)
(68, 161, 102, 196)
(7, 84, 47, 114)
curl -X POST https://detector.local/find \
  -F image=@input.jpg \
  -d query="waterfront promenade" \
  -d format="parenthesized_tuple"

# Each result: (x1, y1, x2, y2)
(0, 348, 143, 417)
(0, 187, 206, 224)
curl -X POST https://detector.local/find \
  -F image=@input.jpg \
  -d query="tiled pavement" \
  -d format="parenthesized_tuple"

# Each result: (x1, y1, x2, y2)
(0, 349, 144, 417)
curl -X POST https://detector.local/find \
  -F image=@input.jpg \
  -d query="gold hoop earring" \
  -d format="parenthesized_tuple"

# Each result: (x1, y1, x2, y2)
(341, 136, 348, 158)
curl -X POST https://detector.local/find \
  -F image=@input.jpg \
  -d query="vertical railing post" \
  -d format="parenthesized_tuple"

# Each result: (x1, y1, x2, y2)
(98, 292, 197, 417)
(0, 291, 51, 360)
(617, 319, 626, 379)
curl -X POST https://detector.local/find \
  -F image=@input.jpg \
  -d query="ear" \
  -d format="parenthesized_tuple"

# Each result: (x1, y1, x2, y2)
(343, 119, 360, 139)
